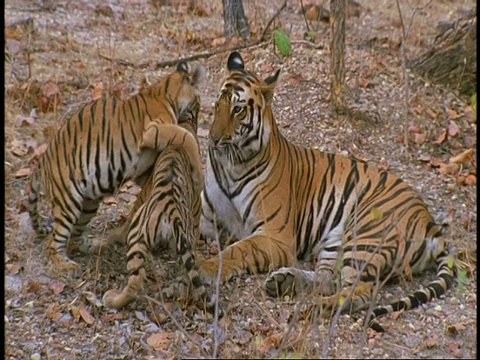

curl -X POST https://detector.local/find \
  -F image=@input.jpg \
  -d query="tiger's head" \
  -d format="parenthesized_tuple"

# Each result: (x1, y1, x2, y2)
(209, 52, 280, 161)
(146, 61, 206, 124)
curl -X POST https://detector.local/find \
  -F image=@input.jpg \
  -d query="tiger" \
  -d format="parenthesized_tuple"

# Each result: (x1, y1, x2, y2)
(103, 109, 216, 315)
(107, 112, 199, 245)
(26, 61, 206, 273)
(197, 51, 455, 332)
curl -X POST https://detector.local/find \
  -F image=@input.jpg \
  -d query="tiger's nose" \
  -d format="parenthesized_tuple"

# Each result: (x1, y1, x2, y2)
(210, 134, 220, 146)
(210, 134, 231, 147)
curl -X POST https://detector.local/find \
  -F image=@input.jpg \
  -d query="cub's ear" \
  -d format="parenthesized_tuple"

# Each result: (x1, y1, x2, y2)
(176, 61, 189, 73)
(262, 69, 280, 104)
(227, 51, 244, 71)
(191, 64, 207, 88)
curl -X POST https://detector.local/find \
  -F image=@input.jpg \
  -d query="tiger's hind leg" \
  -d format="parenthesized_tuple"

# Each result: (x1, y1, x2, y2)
(103, 225, 149, 309)
(264, 268, 337, 298)
(27, 170, 53, 235)
(48, 201, 85, 272)
(67, 199, 107, 255)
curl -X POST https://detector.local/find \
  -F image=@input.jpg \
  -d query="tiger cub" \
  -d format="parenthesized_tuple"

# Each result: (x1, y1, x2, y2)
(103, 111, 215, 314)
(26, 61, 206, 272)
(198, 51, 455, 331)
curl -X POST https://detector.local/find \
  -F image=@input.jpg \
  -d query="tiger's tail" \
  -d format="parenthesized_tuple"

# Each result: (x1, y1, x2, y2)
(367, 248, 455, 332)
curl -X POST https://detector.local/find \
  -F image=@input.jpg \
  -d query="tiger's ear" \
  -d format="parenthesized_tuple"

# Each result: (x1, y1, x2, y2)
(262, 69, 280, 104)
(177, 61, 188, 73)
(227, 51, 244, 71)
(191, 64, 207, 88)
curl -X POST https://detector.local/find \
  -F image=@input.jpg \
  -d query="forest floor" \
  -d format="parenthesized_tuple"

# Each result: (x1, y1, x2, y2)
(4, 0, 477, 358)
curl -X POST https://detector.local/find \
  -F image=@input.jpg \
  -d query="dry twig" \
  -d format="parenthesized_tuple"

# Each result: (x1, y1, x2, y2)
(98, 0, 288, 70)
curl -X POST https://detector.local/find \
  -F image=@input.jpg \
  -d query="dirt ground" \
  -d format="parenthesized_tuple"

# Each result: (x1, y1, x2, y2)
(4, 0, 477, 359)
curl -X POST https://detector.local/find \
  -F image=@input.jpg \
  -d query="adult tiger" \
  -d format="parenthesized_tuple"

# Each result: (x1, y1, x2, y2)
(103, 110, 215, 314)
(198, 51, 455, 331)
(27, 61, 206, 272)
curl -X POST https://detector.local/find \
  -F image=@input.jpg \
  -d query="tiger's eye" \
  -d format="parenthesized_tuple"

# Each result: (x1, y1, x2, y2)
(233, 105, 243, 114)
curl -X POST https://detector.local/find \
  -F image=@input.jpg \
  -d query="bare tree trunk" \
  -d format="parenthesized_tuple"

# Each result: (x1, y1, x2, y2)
(329, 0, 348, 114)
(408, 9, 476, 100)
(223, 0, 250, 39)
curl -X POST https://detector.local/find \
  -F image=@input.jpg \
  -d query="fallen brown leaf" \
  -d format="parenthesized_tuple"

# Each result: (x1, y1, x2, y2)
(449, 148, 474, 164)
(42, 80, 61, 97)
(446, 319, 475, 335)
(27, 280, 42, 295)
(417, 154, 431, 162)
(412, 132, 427, 145)
(193, 4, 210, 16)
(103, 196, 118, 205)
(389, 308, 404, 321)
(11, 139, 29, 157)
(50, 280, 66, 295)
(15, 114, 36, 127)
(78, 301, 95, 325)
(438, 163, 460, 176)
(434, 129, 447, 144)
(448, 108, 461, 120)
(446, 341, 463, 358)
(6, 263, 23, 274)
(258, 333, 283, 354)
(414, 335, 439, 354)
(448, 121, 460, 138)
(45, 303, 63, 322)
(147, 332, 173, 351)
(14, 167, 33, 178)
(465, 174, 476, 186)
(102, 312, 129, 322)
(430, 157, 445, 168)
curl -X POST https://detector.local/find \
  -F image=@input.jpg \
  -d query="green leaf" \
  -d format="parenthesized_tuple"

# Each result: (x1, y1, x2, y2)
(274, 29, 291, 57)
(456, 269, 468, 296)
(447, 255, 455, 269)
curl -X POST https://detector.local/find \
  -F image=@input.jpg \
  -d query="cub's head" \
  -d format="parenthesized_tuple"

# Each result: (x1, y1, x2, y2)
(150, 61, 206, 123)
(209, 51, 280, 161)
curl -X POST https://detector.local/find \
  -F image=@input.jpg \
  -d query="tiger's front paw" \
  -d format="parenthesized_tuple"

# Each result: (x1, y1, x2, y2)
(196, 256, 238, 284)
(264, 267, 299, 297)
(265, 267, 318, 297)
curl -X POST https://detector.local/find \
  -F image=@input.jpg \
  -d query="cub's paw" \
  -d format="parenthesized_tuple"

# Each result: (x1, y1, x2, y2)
(50, 253, 80, 274)
(108, 226, 128, 245)
(70, 236, 108, 255)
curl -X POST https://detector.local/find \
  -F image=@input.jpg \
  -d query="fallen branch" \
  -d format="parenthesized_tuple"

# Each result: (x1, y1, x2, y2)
(99, 0, 288, 70)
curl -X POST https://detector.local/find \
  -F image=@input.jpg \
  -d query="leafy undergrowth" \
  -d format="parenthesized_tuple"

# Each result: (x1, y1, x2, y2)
(5, 0, 476, 359)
